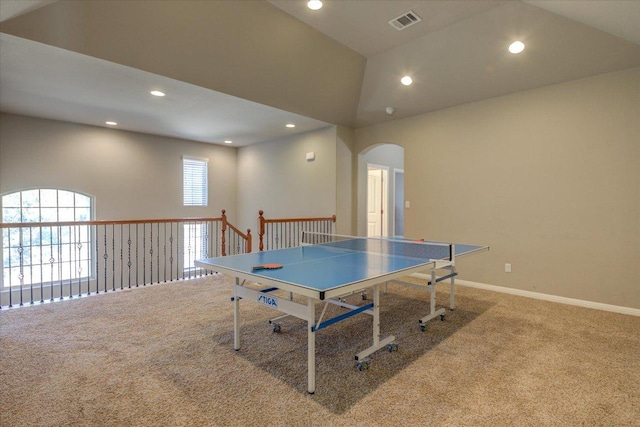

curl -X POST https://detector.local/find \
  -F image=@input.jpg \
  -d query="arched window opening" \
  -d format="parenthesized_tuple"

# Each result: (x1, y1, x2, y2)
(1, 189, 93, 288)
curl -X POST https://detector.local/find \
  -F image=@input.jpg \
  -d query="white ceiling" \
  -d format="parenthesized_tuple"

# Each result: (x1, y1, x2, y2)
(270, 0, 640, 57)
(268, 0, 509, 58)
(0, 32, 329, 147)
(1, 0, 639, 145)
(0, 0, 55, 22)
(354, 1, 640, 126)
(523, 0, 640, 45)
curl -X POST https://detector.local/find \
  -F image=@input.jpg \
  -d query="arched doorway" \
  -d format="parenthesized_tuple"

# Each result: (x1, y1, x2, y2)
(357, 143, 404, 237)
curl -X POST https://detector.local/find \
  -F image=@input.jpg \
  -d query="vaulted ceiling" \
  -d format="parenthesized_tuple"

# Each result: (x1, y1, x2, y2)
(1, 0, 639, 146)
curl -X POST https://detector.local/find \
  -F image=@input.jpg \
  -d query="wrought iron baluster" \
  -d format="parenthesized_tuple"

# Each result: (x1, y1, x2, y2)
(169, 224, 174, 281)
(5, 227, 12, 308)
(68, 225, 73, 299)
(28, 227, 34, 305)
(215, 221, 220, 257)
(266, 224, 270, 251)
(57, 225, 63, 300)
(50, 226, 55, 301)
(77, 226, 83, 297)
(156, 223, 160, 283)
(1, 215, 259, 308)
(17, 236, 24, 306)
(112, 224, 115, 292)
(95, 224, 100, 294)
(204, 221, 209, 267)
(270, 223, 273, 250)
(287, 222, 290, 248)
(119, 224, 123, 290)
(127, 224, 132, 289)
(149, 223, 153, 285)
(143, 223, 147, 286)
(163, 223, 167, 282)
(103, 225, 108, 293)
(40, 226, 45, 303)
(136, 223, 140, 287)
(187, 222, 192, 279)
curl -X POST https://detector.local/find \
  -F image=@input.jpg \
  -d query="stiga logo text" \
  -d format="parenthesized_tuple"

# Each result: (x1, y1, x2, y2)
(258, 294, 278, 308)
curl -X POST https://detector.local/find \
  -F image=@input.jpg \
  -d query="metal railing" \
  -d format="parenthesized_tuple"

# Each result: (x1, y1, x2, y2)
(0, 211, 251, 308)
(257, 210, 336, 251)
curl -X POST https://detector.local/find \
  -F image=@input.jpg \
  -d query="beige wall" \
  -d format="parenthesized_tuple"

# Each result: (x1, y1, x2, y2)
(0, 114, 344, 237)
(236, 126, 337, 233)
(355, 68, 640, 309)
(0, 113, 237, 221)
(2, 67, 638, 310)
(336, 126, 355, 235)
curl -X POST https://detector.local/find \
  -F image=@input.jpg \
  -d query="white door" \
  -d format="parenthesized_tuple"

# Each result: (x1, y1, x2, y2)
(367, 166, 388, 237)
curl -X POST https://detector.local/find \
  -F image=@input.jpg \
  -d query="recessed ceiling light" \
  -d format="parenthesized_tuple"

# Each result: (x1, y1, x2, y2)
(286, 123, 296, 128)
(224, 140, 233, 144)
(509, 41, 525, 54)
(307, 0, 322, 10)
(401, 76, 413, 86)
(105, 121, 117, 126)
(150, 90, 165, 97)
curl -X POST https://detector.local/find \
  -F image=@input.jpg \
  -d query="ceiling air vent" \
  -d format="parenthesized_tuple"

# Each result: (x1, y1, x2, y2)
(388, 10, 422, 31)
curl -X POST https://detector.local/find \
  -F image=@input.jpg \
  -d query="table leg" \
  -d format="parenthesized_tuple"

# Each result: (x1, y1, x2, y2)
(449, 268, 456, 310)
(234, 277, 240, 350)
(373, 283, 380, 347)
(307, 296, 316, 394)
(418, 270, 446, 329)
(355, 283, 396, 362)
(430, 270, 437, 314)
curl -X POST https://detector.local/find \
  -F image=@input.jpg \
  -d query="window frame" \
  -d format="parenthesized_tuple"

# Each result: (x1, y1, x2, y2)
(1, 188, 94, 289)
(182, 156, 209, 207)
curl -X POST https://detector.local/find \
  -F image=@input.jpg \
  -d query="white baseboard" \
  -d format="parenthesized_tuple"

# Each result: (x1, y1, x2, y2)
(410, 273, 640, 317)
(457, 279, 640, 317)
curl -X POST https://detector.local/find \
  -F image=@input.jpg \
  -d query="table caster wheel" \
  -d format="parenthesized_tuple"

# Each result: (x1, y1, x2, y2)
(387, 343, 398, 352)
(440, 314, 445, 321)
(420, 323, 426, 332)
(357, 361, 369, 371)
(272, 323, 281, 333)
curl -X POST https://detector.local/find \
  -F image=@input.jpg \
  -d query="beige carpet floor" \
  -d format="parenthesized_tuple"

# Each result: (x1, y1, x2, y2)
(1, 274, 639, 427)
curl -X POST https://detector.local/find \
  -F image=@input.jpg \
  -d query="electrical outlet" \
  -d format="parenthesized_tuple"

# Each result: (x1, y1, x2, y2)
(505, 263, 511, 273)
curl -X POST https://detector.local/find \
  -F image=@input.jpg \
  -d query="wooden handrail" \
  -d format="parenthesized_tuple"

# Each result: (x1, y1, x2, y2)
(0, 217, 224, 228)
(229, 224, 252, 254)
(0, 211, 252, 256)
(219, 210, 252, 255)
(258, 210, 336, 251)
(260, 215, 337, 224)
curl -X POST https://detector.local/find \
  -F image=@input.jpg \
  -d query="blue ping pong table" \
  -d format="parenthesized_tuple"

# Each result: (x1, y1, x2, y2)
(195, 233, 487, 394)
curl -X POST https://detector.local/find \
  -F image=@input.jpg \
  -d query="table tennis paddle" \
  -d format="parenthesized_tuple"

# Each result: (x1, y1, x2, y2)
(251, 263, 283, 271)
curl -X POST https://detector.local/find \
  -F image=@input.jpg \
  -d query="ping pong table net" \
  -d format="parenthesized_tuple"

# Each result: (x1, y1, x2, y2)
(301, 232, 454, 262)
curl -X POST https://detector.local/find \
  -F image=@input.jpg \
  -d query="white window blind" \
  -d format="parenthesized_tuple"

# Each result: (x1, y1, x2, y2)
(183, 157, 208, 206)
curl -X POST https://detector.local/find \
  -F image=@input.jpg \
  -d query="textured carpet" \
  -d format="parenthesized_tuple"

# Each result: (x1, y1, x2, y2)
(1, 274, 639, 426)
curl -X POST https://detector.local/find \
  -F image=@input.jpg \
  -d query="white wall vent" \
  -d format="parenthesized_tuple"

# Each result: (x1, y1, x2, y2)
(388, 10, 422, 31)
